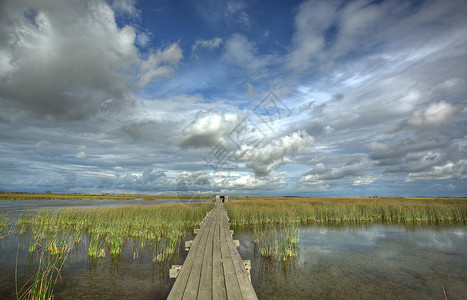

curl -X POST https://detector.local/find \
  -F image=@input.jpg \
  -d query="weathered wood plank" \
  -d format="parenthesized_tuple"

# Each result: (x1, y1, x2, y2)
(182, 208, 217, 299)
(168, 204, 257, 300)
(212, 208, 227, 300)
(219, 209, 243, 299)
(167, 209, 214, 300)
(196, 207, 217, 299)
(222, 209, 258, 300)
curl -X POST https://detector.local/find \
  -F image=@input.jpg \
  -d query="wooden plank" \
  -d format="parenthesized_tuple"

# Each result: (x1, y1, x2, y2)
(219, 207, 243, 299)
(168, 204, 257, 299)
(222, 208, 258, 300)
(182, 208, 218, 299)
(212, 208, 227, 299)
(167, 208, 215, 300)
(196, 207, 217, 299)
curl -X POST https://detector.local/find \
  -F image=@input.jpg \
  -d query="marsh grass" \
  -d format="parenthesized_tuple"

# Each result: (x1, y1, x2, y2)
(254, 224, 299, 262)
(226, 197, 466, 261)
(0, 214, 12, 240)
(13, 203, 212, 299)
(226, 197, 467, 226)
(18, 231, 76, 300)
(17, 203, 212, 262)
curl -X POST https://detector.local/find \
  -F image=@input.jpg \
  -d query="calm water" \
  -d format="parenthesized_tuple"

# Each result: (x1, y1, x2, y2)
(235, 225, 467, 299)
(1, 202, 466, 299)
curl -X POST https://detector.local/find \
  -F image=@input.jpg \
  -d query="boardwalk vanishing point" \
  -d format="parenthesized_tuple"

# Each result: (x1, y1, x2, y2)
(167, 203, 258, 300)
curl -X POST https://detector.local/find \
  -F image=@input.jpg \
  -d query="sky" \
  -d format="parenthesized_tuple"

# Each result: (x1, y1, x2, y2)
(0, 0, 466, 197)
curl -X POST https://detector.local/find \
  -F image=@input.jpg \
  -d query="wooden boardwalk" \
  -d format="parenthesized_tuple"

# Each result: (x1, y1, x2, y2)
(167, 203, 257, 300)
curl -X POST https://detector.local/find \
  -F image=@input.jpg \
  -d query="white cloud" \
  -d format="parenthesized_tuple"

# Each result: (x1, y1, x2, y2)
(175, 110, 245, 149)
(353, 175, 380, 186)
(138, 43, 183, 87)
(288, 0, 336, 71)
(406, 101, 462, 128)
(235, 130, 314, 176)
(76, 151, 87, 159)
(301, 158, 372, 185)
(405, 160, 467, 182)
(192, 38, 222, 53)
(110, 0, 139, 18)
(136, 32, 150, 48)
(0, 0, 182, 120)
(223, 34, 271, 72)
(225, 0, 250, 28)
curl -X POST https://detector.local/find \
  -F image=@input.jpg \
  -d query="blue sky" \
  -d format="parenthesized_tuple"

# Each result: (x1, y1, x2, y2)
(0, 0, 466, 197)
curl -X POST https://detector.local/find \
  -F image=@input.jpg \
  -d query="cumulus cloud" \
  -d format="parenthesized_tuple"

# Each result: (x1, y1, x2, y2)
(222, 173, 284, 190)
(235, 130, 314, 176)
(367, 135, 451, 160)
(301, 158, 372, 187)
(0, 1, 138, 120)
(175, 111, 245, 149)
(175, 171, 212, 195)
(405, 101, 462, 128)
(353, 175, 380, 186)
(111, 169, 170, 191)
(390, 101, 463, 132)
(0, 0, 182, 121)
(405, 160, 467, 182)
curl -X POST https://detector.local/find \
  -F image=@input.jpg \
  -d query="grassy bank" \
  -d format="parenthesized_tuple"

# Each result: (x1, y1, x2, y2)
(0, 192, 211, 201)
(225, 197, 467, 225)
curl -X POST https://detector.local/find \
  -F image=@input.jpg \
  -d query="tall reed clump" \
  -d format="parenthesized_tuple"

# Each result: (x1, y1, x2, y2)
(18, 203, 213, 263)
(225, 197, 467, 226)
(254, 224, 299, 262)
(0, 214, 11, 240)
(17, 231, 76, 300)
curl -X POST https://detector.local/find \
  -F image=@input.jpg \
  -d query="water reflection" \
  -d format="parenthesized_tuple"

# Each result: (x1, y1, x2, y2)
(235, 225, 467, 299)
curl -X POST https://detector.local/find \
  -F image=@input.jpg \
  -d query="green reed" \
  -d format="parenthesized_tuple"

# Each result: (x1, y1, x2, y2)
(226, 198, 466, 261)
(225, 198, 467, 226)
(18, 203, 213, 262)
(18, 231, 76, 300)
(14, 203, 212, 299)
(254, 224, 299, 262)
(0, 214, 12, 240)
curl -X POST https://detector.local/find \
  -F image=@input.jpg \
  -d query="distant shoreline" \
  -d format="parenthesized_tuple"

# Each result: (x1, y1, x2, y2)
(0, 192, 211, 201)
(0, 192, 465, 201)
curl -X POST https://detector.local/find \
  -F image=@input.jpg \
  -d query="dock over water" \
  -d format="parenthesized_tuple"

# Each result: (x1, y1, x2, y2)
(167, 203, 257, 300)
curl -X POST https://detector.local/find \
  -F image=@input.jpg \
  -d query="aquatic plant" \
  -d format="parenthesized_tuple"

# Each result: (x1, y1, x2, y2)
(254, 224, 299, 262)
(17, 203, 213, 263)
(0, 214, 12, 240)
(18, 232, 76, 300)
(225, 197, 467, 226)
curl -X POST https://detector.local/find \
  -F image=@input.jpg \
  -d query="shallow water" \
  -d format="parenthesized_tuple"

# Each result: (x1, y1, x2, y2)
(1, 202, 466, 299)
(235, 225, 467, 299)
(0, 198, 208, 220)
(0, 231, 189, 299)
